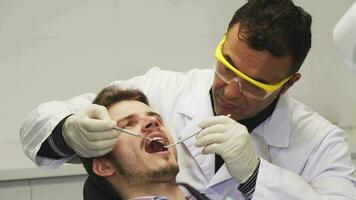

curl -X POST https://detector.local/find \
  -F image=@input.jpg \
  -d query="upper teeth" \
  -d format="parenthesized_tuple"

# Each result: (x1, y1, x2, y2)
(150, 137, 165, 143)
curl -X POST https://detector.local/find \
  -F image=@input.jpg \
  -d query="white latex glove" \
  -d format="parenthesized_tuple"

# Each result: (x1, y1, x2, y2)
(195, 115, 259, 183)
(63, 104, 119, 158)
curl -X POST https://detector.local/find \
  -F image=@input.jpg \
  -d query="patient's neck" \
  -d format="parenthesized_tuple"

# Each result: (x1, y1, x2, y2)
(110, 177, 186, 200)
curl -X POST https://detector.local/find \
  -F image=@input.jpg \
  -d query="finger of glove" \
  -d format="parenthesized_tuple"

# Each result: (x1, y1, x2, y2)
(90, 147, 115, 157)
(195, 132, 226, 147)
(79, 117, 116, 132)
(81, 137, 118, 151)
(82, 104, 116, 127)
(84, 129, 121, 141)
(201, 143, 224, 155)
(84, 104, 112, 120)
(77, 146, 114, 158)
(196, 123, 227, 140)
(199, 115, 232, 129)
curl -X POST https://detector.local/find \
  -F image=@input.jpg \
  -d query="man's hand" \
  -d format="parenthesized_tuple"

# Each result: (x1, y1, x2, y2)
(195, 115, 259, 183)
(63, 104, 119, 158)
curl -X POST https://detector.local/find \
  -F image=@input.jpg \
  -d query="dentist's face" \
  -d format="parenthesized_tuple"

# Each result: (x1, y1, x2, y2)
(212, 24, 295, 121)
(107, 100, 178, 182)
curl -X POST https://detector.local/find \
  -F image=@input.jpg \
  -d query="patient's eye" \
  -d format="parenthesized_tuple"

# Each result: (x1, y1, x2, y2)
(123, 121, 135, 129)
(118, 120, 136, 129)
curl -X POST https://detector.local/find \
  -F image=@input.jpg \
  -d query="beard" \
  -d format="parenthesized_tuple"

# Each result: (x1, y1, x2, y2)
(108, 152, 179, 186)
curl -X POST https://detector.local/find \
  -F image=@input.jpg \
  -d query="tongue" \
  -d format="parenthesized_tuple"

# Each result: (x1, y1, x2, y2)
(145, 140, 167, 153)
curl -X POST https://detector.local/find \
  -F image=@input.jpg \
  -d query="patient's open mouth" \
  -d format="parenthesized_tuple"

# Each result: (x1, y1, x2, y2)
(145, 137, 168, 153)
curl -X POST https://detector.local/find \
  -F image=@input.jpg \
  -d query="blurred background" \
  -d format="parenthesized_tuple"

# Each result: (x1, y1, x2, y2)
(0, 0, 355, 199)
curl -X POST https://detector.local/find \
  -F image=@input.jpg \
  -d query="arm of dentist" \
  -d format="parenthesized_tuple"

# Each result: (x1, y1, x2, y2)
(195, 115, 356, 200)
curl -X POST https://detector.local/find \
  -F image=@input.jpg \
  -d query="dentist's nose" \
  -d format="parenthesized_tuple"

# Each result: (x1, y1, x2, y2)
(224, 79, 243, 99)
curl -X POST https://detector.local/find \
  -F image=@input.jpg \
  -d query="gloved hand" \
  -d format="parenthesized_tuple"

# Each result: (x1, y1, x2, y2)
(63, 104, 119, 158)
(195, 115, 259, 183)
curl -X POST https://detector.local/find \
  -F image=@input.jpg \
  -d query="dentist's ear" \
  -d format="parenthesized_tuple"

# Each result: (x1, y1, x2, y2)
(92, 158, 115, 177)
(280, 73, 301, 94)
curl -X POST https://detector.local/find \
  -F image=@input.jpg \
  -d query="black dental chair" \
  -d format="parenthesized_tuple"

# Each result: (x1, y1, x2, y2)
(83, 176, 210, 200)
(83, 176, 120, 200)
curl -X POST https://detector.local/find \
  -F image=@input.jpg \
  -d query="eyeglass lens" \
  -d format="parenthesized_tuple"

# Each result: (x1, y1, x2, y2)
(216, 64, 268, 99)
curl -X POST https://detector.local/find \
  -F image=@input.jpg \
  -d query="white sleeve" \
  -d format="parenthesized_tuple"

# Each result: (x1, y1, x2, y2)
(253, 131, 356, 200)
(19, 67, 163, 169)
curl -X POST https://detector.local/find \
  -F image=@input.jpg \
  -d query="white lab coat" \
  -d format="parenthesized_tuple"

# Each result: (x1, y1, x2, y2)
(20, 67, 356, 199)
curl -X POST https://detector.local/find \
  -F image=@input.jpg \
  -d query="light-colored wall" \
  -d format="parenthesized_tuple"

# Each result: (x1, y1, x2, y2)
(0, 0, 355, 174)
(1, 0, 241, 146)
(290, 0, 356, 149)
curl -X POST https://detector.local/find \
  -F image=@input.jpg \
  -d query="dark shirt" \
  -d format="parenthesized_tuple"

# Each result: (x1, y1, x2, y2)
(83, 176, 210, 200)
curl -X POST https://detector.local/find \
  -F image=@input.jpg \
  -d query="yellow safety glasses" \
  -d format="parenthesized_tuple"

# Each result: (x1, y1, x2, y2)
(214, 35, 292, 100)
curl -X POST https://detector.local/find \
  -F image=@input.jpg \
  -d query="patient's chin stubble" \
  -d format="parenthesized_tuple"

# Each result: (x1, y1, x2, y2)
(108, 153, 179, 185)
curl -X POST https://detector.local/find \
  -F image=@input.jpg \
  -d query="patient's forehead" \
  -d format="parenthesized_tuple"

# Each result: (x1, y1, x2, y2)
(108, 100, 153, 120)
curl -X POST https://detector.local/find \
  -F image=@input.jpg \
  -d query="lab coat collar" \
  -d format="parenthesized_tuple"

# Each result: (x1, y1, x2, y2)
(253, 94, 292, 148)
(176, 92, 201, 119)
(204, 164, 232, 189)
(177, 92, 293, 149)
(176, 82, 215, 122)
(175, 84, 216, 179)
(182, 127, 233, 188)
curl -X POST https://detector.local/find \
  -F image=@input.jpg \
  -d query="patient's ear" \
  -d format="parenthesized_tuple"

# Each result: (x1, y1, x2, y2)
(92, 158, 115, 177)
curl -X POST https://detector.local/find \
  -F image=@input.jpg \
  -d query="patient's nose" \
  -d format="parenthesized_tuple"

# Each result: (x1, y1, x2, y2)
(142, 117, 160, 132)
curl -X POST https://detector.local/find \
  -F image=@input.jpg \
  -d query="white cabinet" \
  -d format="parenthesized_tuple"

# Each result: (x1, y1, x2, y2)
(0, 143, 87, 199)
(353, 157, 356, 178)
(31, 175, 87, 200)
(0, 175, 87, 200)
(0, 180, 31, 200)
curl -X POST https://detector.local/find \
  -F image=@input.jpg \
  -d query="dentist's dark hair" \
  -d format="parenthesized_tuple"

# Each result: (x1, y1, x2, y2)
(228, 0, 312, 75)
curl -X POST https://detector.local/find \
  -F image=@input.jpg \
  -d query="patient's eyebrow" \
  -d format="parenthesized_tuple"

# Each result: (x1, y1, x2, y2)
(116, 114, 135, 125)
(115, 111, 163, 124)
(146, 111, 163, 123)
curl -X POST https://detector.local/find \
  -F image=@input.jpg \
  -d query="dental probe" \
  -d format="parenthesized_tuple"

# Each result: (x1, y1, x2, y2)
(164, 114, 231, 148)
(164, 129, 202, 148)
(113, 127, 153, 141)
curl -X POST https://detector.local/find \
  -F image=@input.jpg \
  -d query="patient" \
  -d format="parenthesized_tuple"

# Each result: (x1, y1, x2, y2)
(80, 86, 208, 200)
